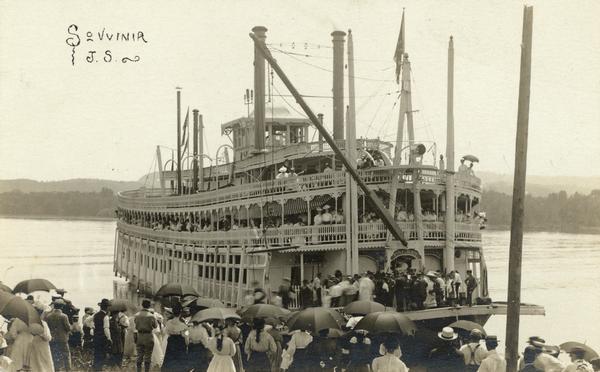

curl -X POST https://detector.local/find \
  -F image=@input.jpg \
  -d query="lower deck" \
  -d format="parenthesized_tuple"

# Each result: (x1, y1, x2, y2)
(114, 222, 487, 308)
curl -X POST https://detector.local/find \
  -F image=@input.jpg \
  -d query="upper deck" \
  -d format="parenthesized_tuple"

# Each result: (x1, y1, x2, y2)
(118, 167, 481, 211)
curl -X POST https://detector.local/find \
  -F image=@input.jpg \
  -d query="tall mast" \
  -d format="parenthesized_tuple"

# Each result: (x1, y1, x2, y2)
(444, 36, 456, 272)
(346, 29, 359, 274)
(176, 88, 182, 195)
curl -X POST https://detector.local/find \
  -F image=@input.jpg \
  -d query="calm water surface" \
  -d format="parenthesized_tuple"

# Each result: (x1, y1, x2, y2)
(1, 217, 599, 353)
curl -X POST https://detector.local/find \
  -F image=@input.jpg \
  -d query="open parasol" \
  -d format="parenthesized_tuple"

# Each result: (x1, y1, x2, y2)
(155, 282, 199, 297)
(0, 291, 41, 325)
(239, 304, 290, 322)
(560, 342, 599, 362)
(286, 307, 344, 333)
(462, 154, 479, 163)
(182, 297, 225, 309)
(0, 283, 12, 293)
(192, 307, 240, 323)
(448, 320, 486, 336)
(108, 299, 138, 313)
(13, 278, 56, 294)
(343, 300, 385, 316)
(354, 311, 417, 336)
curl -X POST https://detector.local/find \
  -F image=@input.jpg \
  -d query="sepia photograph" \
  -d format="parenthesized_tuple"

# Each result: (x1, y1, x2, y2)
(0, 0, 599, 371)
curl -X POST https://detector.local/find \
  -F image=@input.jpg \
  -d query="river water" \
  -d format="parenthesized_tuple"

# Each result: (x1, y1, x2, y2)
(1, 217, 598, 353)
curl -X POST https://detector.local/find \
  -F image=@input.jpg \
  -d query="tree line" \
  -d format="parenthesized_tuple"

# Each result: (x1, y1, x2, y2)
(0, 188, 116, 218)
(480, 189, 600, 233)
(0, 188, 599, 233)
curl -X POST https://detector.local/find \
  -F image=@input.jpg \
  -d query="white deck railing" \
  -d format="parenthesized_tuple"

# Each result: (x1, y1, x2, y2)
(117, 220, 482, 246)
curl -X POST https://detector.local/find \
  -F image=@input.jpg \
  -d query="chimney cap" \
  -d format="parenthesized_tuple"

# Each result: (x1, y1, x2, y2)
(331, 30, 347, 38)
(252, 26, 268, 34)
(192, 109, 199, 113)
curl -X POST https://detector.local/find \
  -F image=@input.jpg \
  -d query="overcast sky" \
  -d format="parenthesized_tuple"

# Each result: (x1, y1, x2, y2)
(1, 0, 598, 181)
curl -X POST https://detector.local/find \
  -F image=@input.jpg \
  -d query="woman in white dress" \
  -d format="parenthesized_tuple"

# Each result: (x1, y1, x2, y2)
(29, 322, 54, 372)
(207, 326, 237, 372)
(5, 318, 33, 372)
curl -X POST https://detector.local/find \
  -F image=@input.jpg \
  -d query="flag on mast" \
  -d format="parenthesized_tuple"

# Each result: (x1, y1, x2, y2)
(393, 9, 406, 84)
(181, 107, 190, 154)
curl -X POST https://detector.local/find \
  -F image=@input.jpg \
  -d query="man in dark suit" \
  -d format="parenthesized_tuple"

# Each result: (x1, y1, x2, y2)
(46, 300, 72, 371)
(135, 299, 157, 372)
(93, 298, 112, 371)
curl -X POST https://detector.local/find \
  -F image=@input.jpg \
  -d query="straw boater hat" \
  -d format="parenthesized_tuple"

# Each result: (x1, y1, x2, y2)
(323, 205, 331, 210)
(279, 166, 287, 172)
(438, 327, 458, 341)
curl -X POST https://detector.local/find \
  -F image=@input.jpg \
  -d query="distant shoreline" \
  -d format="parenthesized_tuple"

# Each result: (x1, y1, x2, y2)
(0, 214, 116, 222)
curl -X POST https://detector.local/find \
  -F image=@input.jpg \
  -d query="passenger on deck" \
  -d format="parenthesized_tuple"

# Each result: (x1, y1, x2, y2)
(458, 158, 468, 174)
(313, 207, 323, 226)
(321, 205, 333, 224)
(438, 155, 445, 172)
(322, 162, 333, 173)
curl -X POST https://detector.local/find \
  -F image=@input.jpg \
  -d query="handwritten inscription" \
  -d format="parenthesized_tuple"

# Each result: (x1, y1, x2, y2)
(65, 25, 148, 66)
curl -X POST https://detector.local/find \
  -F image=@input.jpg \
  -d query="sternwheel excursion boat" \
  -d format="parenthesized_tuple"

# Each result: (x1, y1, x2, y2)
(113, 17, 543, 331)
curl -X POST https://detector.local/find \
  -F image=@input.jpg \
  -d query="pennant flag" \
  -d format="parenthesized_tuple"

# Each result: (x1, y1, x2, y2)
(181, 107, 190, 154)
(393, 9, 406, 84)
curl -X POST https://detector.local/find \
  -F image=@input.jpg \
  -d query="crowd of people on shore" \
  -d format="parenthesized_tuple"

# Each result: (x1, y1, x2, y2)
(1, 283, 598, 372)
(280, 268, 481, 311)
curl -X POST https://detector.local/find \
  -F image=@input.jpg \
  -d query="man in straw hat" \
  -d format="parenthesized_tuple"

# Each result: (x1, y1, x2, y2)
(427, 327, 463, 371)
(564, 347, 594, 372)
(477, 335, 506, 372)
(525, 337, 565, 372)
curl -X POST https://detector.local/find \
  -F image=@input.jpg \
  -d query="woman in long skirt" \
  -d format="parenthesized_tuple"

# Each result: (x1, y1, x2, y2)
(109, 311, 125, 367)
(161, 311, 189, 371)
(224, 319, 244, 372)
(207, 326, 237, 372)
(244, 318, 277, 372)
(29, 322, 54, 372)
(6, 318, 33, 372)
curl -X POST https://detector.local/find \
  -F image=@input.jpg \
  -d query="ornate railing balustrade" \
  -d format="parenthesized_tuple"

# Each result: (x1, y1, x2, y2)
(118, 169, 481, 211)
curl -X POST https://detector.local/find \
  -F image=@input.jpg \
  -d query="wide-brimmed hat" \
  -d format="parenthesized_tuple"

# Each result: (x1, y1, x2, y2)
(84, 307, 94, 314)
(278, 166, 287, 172)
(323, 205, 331, 210)
(98, 298, 110, 307)
(438, 327, 458, 341)
(426, 271, 438, 278)
(485, 335, 499, 344)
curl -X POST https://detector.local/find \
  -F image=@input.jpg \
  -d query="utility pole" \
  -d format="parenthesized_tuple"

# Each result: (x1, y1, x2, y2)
(506, 6, 534, 372)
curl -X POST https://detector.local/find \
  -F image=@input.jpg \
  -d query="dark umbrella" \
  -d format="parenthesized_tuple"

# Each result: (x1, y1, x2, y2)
(560, 342, 599, 362)
(448, 320, 486, 336)
(182, 297, 225, 309)
(354, 311, 417, 336)
(343, 300, 385, 316)
(108, 299, 138, 313)
(286, 307, 343, 333)
(462, 154, 479, 162)
(155, 282, 199, 297)
(0, 283, 12, 293)
(192, 308, 240, 323)
(0, 291, 41, 324)
(13, 278, 56, 294)
(239, 304, 290, 322)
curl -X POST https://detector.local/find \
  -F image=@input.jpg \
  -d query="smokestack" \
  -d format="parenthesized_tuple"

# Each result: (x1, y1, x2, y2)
(332, 30, 346, 141)
(252, 26, 267, 152)
(192, 109, 199, 193)
(176, 88, 182, 194)
(198, 114, 204, 192)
